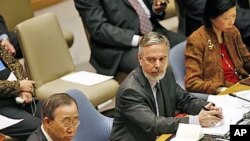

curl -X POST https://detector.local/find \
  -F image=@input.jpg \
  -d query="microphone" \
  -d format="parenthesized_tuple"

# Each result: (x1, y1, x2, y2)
(15, 97, 24, 104)
(229, 93, 250, 103)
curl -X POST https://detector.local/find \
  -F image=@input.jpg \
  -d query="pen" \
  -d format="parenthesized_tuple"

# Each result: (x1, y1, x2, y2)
(202, 106, 210, 111)
(202, 106, 222, 119)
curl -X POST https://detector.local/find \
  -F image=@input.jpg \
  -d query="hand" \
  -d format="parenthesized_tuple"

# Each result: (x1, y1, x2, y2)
(20, 79, 35, 95)
(198, 103, 223, 127)
(153, 0, 168, 14)
(1, 39, 16, 56)
(20, 91, 33, 104)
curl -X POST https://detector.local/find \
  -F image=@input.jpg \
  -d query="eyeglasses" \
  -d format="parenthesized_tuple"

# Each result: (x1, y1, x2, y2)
(53, 119, 80, 128)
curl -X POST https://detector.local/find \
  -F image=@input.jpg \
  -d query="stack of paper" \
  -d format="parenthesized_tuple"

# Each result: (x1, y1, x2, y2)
(202, 90, 250, 136)
(60, 71, 113, 86)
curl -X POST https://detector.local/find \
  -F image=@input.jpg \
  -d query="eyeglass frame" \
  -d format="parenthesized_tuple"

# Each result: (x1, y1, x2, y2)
(51, 118, 80, 129)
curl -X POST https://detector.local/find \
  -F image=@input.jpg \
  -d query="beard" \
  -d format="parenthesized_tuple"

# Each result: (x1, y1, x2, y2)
(143, 69, 166, 82)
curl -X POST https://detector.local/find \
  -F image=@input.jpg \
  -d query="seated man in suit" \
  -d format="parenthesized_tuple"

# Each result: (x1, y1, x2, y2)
(110, 32, 223, 141)
(0, 15, 22, 58)
(27, 93, 79, 141)
(0, 44, 41, 141)
(74, 0, 186, 76)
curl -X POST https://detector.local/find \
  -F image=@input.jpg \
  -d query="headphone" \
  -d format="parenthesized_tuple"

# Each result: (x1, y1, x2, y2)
(15, 97, 37, 116)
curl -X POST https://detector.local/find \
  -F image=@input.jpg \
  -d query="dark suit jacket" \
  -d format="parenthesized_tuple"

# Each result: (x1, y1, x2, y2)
(0, 15, 22, 58)
(0, 15, 8, 36)
(74, 0, 173, 75)
(27, 127, 48, 141)
(110, 67, 207, 141)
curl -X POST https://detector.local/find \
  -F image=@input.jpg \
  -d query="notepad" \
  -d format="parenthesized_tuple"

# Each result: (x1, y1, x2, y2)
(170, 123, 204, 141)
(60, 71, 113, 86)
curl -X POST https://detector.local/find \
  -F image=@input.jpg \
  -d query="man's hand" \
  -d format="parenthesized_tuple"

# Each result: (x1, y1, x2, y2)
(198, 103, 224, 127)
(1, 39, 16, 56)
(153, 0, 168, 14)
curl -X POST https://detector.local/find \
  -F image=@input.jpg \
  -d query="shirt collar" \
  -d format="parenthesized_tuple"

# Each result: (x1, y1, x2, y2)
(148, 79, 158, 90)
(41, 124, 54, 141)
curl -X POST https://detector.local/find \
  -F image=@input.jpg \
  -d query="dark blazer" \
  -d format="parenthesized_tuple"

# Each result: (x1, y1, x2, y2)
(110, 67, 207, 141)
(75, 0, 185, 75)
(27, 127, 47, 141)
(0, 15, 8, 36)
(0, 15, 22, 58)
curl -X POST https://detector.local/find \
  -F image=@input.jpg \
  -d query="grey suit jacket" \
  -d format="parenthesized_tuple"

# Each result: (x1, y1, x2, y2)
(27, 127, 47, 141)
(75, 0, 166, 75)
(110, 67, 207, 141)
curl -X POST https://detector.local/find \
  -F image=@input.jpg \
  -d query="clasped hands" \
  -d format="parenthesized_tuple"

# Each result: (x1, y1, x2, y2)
(198, 102, 224, 127)
(19, 79, 36, 104)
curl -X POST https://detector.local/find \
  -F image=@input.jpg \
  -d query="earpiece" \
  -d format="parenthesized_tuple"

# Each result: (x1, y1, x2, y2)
(15, 97, 24, 104)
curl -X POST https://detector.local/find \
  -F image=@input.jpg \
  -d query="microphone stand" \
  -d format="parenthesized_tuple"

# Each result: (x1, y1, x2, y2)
(229, 93, 250, 103)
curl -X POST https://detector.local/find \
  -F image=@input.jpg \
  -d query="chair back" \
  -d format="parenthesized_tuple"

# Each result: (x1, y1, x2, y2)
(169, 41, 208, 100)
(16, 12, 75, 88)
(66, 89, 113, 141)
(169, 41, 187, 88)
(0, 0, 33, 31)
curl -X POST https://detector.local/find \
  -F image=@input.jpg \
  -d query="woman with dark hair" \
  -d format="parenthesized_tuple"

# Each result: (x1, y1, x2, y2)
(185, 0, 250, 94)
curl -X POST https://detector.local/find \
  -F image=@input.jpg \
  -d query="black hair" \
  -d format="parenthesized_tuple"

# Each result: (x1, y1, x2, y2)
(203, 0, 236, 28)
(42, 93, 78, 119)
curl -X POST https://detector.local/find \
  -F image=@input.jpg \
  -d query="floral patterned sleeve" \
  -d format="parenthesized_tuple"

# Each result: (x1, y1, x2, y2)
(0, 80, 20, 98)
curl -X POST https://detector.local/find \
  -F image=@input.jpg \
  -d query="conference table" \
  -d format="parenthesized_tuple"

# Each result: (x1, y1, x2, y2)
(156, 82, 250, 141)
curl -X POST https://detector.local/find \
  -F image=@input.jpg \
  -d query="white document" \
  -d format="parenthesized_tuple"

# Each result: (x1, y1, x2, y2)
(60, 71, 113, 86)
(171, 123, 204, 141)
(203, 90, 250, 136)
(0, 115, 23, 130)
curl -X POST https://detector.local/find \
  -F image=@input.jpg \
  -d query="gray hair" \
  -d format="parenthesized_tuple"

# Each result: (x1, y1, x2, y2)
(138, 32, 170, 54)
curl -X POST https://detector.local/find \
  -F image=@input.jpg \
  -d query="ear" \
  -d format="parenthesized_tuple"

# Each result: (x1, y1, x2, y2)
(43, 117, 53, 128)
(137, 53, 142, 66)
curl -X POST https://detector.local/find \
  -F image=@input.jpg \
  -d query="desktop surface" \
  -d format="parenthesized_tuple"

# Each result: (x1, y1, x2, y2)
(157, 82, 250, 141)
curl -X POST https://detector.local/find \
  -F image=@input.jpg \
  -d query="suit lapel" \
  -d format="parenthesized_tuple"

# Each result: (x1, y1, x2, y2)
(135, 67, 158, 114)
(122, 0, 132, 7)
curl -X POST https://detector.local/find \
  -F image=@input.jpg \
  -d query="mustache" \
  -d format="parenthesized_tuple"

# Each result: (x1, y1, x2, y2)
(152, 67, 160, 73)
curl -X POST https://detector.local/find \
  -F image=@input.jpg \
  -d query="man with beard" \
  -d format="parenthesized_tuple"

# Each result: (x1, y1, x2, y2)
(110, 32, 223, 141)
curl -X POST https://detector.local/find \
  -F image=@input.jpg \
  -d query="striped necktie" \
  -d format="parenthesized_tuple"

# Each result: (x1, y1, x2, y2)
(128, 0, 153, 34)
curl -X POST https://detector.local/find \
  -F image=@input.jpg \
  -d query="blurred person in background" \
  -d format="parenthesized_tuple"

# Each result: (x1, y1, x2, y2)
(74, 0, 186, 76)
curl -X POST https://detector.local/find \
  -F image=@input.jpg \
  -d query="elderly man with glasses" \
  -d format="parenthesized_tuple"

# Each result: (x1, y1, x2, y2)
(27, 93, 79, 141)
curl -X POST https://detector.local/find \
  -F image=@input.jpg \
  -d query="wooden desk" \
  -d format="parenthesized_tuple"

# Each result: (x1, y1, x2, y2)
(156, 134, 173, 141)
(219, 83, 250, 95)
(156, 83, 250, 141)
